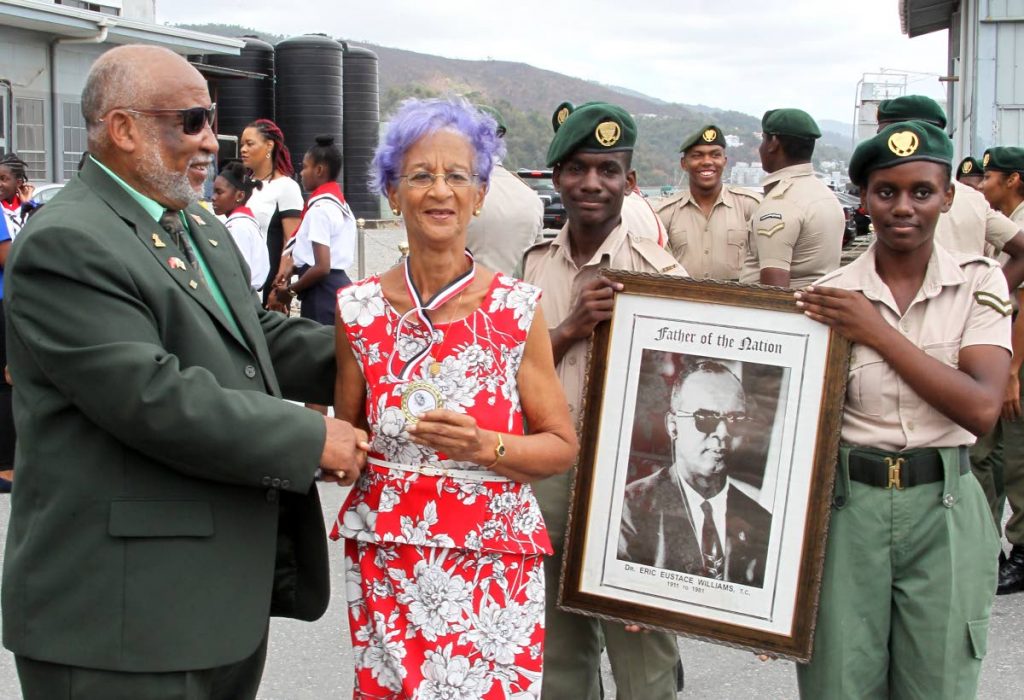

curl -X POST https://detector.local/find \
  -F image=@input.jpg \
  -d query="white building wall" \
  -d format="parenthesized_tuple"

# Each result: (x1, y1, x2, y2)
(947, 0, 1024, 158)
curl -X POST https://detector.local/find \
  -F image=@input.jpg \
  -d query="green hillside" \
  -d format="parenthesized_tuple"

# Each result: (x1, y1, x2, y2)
(179, 24, 850, 186)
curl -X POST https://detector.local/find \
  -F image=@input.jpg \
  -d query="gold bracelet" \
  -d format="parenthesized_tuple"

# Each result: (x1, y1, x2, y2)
(486, 433, 506, 468)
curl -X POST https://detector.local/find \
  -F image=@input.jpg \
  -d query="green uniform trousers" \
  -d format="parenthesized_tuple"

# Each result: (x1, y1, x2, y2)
(15, 629, 267, 700)
(969, 423, 1006, 530)
(537, 470, 680, 700)
(797, 447, 999, 700)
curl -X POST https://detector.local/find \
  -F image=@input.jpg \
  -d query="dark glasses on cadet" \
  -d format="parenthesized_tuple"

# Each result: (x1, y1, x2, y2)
(120, 104, 217, 135)
(672, 409, 750, 436)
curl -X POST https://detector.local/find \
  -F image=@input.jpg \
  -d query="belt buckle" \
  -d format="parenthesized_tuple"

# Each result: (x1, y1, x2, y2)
(416, 465, 450, 478)
(884, 456, 905, 490)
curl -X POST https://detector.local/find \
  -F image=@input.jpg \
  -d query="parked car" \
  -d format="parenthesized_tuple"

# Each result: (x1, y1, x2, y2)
(517, 169, 565, 230)
(30, 182, 65, 205)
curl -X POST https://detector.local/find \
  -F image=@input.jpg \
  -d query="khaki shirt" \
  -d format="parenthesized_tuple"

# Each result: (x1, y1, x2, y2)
(816, 243, 1012, 451)
(622, 191, 666, 247)
(465, 165, 543, 274)
(937, 179, 1020, 255)
(657, 185, 761, 280)
(523, 222, 685, 535)
(522, 224, 685, 426)
(739, 163, 844, 288)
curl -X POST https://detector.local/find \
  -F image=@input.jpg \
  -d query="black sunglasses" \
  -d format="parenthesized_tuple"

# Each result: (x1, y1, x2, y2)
(120, 104, 217, 135)
(672, 409, 750, 436)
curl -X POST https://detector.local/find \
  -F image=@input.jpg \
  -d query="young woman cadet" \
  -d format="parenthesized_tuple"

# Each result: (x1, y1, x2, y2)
(794, 121, 1009, 699)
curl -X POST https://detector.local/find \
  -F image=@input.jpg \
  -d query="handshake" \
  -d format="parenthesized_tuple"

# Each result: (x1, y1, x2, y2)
(319, 416, 371, 486)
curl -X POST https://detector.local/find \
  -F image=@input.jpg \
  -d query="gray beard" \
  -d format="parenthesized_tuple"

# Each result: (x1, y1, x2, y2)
(136, 146, 202, 210)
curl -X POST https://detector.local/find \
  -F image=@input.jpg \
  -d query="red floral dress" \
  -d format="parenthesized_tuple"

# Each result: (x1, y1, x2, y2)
(332, 272, 552, 700)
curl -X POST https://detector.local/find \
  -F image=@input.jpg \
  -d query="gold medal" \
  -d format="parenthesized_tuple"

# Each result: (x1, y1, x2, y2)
(402, 382, 444, 422)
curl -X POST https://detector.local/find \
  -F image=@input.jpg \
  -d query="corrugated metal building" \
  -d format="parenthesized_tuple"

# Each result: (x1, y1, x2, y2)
(0, 0, 241, 183)
(901, 0, 1024, 157)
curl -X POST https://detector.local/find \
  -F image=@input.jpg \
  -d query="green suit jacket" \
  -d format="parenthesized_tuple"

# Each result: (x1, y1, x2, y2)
(1, 158, 337, 673)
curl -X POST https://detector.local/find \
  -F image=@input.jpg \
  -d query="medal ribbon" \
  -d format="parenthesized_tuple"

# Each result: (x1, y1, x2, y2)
(388, 249, 476, 381)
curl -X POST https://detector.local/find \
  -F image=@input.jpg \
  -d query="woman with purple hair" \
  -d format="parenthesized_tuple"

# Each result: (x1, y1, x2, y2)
(330, 97, 578, 698)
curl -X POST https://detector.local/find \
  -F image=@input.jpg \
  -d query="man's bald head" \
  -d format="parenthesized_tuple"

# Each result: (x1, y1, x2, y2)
(82, 45, 201, 149)
(80, 44, 216, 209)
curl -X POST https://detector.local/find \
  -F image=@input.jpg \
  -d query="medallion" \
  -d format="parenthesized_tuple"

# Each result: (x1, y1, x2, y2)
(402, 381, 444, 422)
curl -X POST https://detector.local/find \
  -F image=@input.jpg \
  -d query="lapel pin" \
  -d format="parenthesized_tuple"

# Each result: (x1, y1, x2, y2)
(190, 213, 206, 227)
(208, 239, 219, 247)
(168, 256, 187, 271)
(152, 233, 167, 248)
(189, 279, 199, 289)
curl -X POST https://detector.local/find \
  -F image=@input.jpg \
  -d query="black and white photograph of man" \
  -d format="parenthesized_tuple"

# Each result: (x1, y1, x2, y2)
(617, 353, 782, 588)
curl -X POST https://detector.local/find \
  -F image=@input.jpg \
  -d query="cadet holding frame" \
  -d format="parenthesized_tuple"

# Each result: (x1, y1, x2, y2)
(795, 121, 1010, 698)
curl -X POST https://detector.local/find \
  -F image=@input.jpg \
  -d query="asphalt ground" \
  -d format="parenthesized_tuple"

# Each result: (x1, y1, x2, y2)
(0, 226, 1021, 698)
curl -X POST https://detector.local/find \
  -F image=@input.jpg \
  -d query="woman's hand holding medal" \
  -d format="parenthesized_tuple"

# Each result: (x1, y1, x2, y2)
(406, 409, 496, 466)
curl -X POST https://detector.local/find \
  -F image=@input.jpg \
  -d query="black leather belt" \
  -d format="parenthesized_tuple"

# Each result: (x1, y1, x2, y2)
(847, 446, 969, 489)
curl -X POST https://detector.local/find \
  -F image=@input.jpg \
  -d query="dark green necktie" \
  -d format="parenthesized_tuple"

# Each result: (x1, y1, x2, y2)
(159, 209, 203, 280)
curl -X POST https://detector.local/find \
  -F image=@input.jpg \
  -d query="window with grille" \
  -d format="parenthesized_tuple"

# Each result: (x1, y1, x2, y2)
(63, 102, 87, 180)
(15, 98, 46, 182)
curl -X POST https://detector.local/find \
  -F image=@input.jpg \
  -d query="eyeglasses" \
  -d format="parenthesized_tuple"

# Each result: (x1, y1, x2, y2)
(672, 409, 750, 436)
(116, 104, 217, 135)
(399, 171, 478, 188)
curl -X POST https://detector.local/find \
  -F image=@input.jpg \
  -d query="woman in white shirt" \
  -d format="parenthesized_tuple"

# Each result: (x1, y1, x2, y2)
(211, 161, 269, 292)
(271, 135, 355, 325)
(240, 119, 304, 304)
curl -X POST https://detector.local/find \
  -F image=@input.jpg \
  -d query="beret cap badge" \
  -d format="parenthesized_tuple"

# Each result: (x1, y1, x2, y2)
(984, 152, 992, 167)
(595, 121, 621, 147)
(557, 107, 570, 125)
(702, 128, 718, 143)
(888, 131, 919, 157)
(962, 160, 973, 174)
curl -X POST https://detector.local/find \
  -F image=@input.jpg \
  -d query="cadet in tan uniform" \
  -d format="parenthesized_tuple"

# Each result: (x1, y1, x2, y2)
(524, 102, 686, 700)
(796, 120, 1009, 700)
(875, 95, 1024, 289)
(657, 124, 761, 279)
(957, 156, 984, 191)
(552, 101, 666, 247)
(739, 108, 844, 288)
(465, 106, 544, 274)
(979, 146, 1024, 595)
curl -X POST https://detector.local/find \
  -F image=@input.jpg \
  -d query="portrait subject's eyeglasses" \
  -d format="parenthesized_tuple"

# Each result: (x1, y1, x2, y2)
(110, 104, 217, 135)
(672, 409, 750, 436)
(399, 171, 478, 188)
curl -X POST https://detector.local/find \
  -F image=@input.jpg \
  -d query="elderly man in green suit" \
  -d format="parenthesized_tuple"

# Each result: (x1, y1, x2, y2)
(1, 45, 364, 700)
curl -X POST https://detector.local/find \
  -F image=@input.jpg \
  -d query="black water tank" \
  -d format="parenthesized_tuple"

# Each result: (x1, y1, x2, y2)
(275, 34, 344, 185)
(204, 36, 275, 140)
(341, 43, 381, 219)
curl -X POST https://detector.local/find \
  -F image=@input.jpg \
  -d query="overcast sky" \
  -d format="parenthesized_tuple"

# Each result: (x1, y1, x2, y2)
(158, 0, 950, 124)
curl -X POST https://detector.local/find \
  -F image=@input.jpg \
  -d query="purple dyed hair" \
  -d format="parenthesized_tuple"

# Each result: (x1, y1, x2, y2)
(370, 97, 506, 196)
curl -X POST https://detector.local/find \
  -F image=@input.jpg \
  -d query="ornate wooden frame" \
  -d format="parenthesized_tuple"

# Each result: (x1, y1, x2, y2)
(558, 271, 851, 661)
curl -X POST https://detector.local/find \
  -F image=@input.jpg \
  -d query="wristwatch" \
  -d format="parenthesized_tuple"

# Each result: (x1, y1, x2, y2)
(489, 433, 506, 467)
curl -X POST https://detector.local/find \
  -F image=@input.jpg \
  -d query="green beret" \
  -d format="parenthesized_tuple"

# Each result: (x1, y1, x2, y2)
(477, 105, 507, 137)
(546, 102, 637, 167)
(680, 124, 726, 152)
(957, 156, 983, 178)
(761, 109, 821, 139)
(876, 95, 947, 128)
(982, 146, 1024, 174)
(848, 120, 952, 187)
(551, 101, 575, 133)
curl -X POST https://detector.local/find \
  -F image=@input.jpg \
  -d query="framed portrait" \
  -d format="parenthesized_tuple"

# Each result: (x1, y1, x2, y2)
(558, 271, 851, 661)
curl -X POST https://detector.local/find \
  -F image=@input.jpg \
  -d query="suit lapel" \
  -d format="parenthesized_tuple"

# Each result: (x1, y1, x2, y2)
(185, 204, 281, 390)
(659, 468, 704, 572)
(79, 161, 252, 353)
